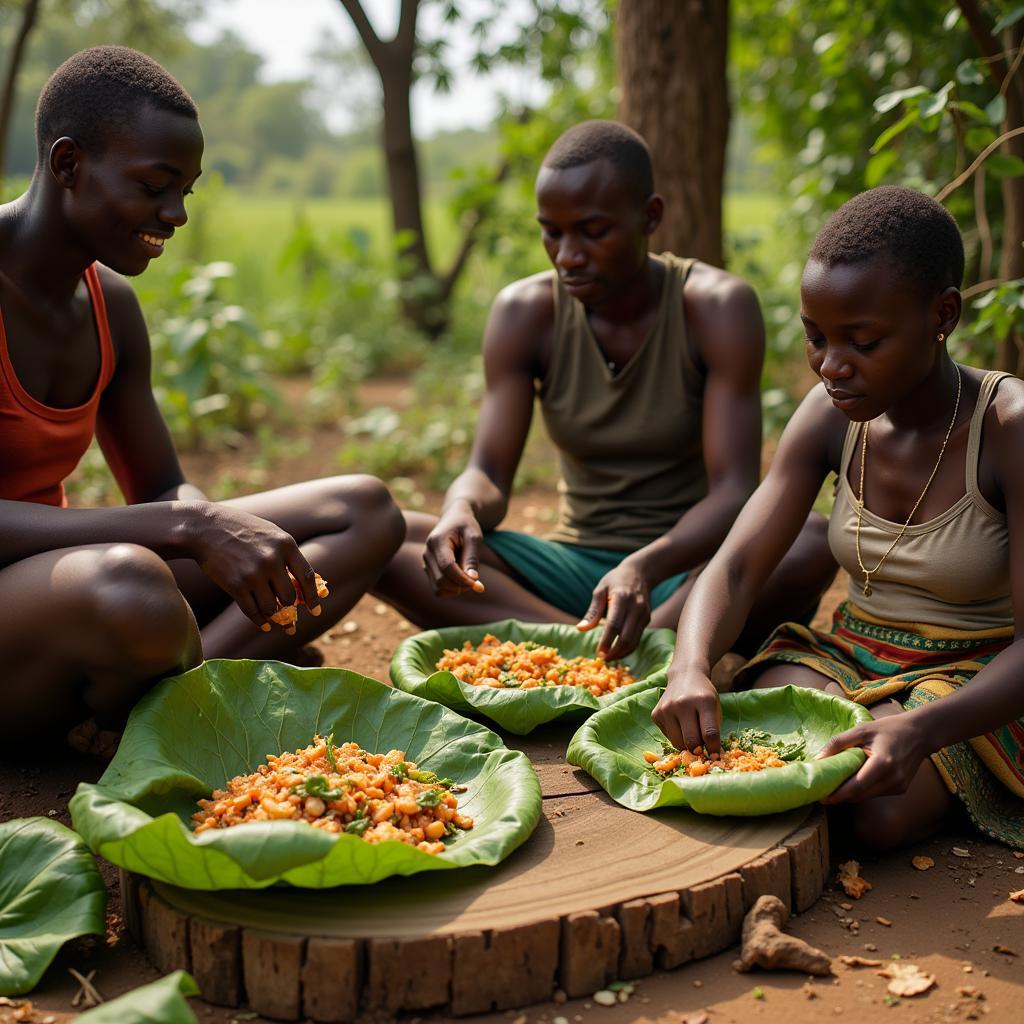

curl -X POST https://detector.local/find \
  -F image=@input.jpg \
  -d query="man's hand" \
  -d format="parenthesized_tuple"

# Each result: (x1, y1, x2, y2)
(423, 503, 488, 597)
(189, 505, 322, 632)
(817, 714, 930, 804)
(652, 668, 723, 754)
(576, 561, 651, 660)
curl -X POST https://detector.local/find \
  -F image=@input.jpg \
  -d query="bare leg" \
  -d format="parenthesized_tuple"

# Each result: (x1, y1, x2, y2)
(750, 663, 955, 848)
(373, 512, 576, 628)
(0, 544, 201, 749)
(650, 512, 837, 654)
(170, 475, 406, 660)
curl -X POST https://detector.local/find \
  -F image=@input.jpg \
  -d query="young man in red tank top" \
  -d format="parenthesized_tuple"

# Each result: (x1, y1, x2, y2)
(0, 48, 404, 755)
(374, 121, 834, 660)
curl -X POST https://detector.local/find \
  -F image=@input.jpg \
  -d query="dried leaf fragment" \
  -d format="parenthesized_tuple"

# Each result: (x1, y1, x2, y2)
(993, 944, 1018, 956)
(839, 955, 884, 967)
(837, 859, 873, 899)
(952, 846, 971, 858)
(956, 986, 984, 1000)
(911, 855, 935, 871)
(877, 962, 936, 997)
(876, 916, 893, 927)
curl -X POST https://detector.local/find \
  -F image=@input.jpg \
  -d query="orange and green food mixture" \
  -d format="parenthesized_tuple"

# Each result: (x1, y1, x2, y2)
(436, 634, 635, 696)
(645, 729, 806, 778)
(192, 736, 472, 855)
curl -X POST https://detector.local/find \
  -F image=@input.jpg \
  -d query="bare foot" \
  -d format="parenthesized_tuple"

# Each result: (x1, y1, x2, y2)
(67, 718, 122, 761)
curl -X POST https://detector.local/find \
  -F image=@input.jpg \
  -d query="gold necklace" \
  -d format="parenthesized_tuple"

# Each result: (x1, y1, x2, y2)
(854, 361, 962, 598)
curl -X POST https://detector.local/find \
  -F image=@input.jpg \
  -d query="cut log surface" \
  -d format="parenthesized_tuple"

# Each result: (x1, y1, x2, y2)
(125, 723, 829, 1020)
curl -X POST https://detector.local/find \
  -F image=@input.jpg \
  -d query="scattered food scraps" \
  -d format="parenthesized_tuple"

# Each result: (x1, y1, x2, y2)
(1009, 889, 1024, 904)
(911, 855, 935, 870)
(839, 955, 884, 967)
(993, 944, 1018, 956)
(684, 1014, 710, 1024)
(837, 860, 873, 899)
(956, 986, 984, 1000)
(877, 962, 937, 997)
(952, 846, 971, 858)
(876, 916, 893, 927)
(738, 894, 833, 976)
(802, 981, 819, 999)
(592, 990, 617, 1007)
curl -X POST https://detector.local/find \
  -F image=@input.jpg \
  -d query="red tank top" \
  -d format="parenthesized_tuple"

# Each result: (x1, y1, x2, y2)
(0, 264, 116, 507)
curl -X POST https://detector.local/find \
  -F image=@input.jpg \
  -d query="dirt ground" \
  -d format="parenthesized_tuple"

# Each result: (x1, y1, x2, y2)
(2, 381, 1022, 1024)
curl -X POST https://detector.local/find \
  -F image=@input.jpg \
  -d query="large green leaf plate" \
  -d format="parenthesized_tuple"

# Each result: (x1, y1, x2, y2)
(77, 971, 199, 1023)
(390, 619, 677, 734)
(70, 661, 541, 890)
(567, 685, 873, 815)
(0, 817, 106, 997)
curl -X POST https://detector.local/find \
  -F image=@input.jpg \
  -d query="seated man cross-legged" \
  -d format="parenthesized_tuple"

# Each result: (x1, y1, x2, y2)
(375, 121, 835, 659)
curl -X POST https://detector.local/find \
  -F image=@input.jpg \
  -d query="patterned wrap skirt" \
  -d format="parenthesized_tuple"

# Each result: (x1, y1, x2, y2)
(734, 601, 1023, 849)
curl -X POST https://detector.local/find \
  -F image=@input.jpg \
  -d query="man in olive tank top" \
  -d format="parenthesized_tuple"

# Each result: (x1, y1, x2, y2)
(375, 121, 834, 659)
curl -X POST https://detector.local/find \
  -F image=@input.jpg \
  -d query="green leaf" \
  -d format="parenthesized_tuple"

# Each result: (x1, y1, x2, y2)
(77, 971, 199, 1023)
(920, 81, 953, 118)
(874, 85, 927, 114)
(993, 6, 1024, 32)
(952, 100, 991, 124)
(985, 153, 1024, 177)
(70, 662, 541, 889)
(566, 686, 872, 816)
(390, 619, 677, 735)
(986, 94, 1007, 126)
(870, 110, 919, 153)
(956, 59, 984, 86)
(966, 125, 998, 151)
(865, 149, 897, 187)
(943, 7, 961, 31)
(0, 818, 106, 997)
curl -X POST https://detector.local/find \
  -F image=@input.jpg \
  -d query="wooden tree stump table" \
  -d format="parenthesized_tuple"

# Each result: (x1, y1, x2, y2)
(122, 723, 830, 1022)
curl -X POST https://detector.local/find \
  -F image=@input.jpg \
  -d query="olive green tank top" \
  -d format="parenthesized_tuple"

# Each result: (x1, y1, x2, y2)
(539, 252, 707, 551)
(828, 370, 1012, 630)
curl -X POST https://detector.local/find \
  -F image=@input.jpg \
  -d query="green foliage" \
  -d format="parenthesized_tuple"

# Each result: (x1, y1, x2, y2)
(567, 685, 871, 815)
(0, 818, 106, 997)
(390, 620, 677, 735)
(76, 972, 199, 1024)
(70, 661, 542, 889)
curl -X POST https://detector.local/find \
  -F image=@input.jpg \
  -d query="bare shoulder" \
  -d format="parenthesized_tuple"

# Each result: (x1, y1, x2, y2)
(681, 260, 764, 370)
(94, 264, 151, 369)
(484, 271, 555, 370)
(776, 382, 850, 475)
(986, 371, 1024, 457)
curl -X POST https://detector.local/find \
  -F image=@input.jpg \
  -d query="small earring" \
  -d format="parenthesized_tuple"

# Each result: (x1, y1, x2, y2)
(937, 332, 946, 341)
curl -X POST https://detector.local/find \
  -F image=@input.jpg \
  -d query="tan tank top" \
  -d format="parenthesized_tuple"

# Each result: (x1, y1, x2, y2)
(539, 252, 707, 551)
(828, 370, 1012, 629)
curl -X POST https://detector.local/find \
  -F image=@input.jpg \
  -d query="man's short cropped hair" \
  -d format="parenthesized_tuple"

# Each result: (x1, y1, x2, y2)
(35, 46, 197, 161)
(808, 185, 964, 295)
(542, 120, 654, 203)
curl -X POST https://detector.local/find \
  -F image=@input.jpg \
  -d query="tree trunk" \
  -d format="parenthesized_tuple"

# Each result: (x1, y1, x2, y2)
(616, 0, 729, 266)
(0, 0, 42, 183)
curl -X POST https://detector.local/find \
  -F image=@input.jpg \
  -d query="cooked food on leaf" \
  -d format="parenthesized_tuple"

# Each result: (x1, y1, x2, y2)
(644, 729, 807, 778)
(192, 735, 472, 855)
(435, 634, 635, 696)
(270, 572, 330, 634)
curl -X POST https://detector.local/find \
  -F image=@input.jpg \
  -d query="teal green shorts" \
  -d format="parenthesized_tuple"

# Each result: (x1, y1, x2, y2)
(483, 529, 688, 619)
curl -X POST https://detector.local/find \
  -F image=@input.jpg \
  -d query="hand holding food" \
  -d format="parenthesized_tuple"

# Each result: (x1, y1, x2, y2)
(436, 633, 635, 696)
(190, 506, 324, 630)
(192, 735, 473, 855)
(423, 502, 487, 597)
(645, 728, 806, 778)
(575, 560, 652, 661)
(651, 668, 723, 754)
(269, 571, 329, 635)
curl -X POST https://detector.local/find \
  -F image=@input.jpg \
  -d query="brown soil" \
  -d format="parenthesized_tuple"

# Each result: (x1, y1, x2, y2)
(3, 380, 1021, 1024)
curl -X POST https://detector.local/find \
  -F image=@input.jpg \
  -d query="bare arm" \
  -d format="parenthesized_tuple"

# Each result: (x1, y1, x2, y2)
(653, 386, 840, 752)
(578, 267, 765, 659)
(422, 276, 548, 595)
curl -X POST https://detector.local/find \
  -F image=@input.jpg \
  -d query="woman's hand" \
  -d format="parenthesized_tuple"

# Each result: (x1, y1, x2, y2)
(423, 502, 487, 597)
(652, 667, 723, 754)
(817, 714, 930, 803)
(576, 561, 651, 660)
(188, 504, 322, 631)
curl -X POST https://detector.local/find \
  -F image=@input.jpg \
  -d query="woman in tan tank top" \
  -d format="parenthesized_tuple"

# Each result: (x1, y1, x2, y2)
(654, 186, 1024, 852)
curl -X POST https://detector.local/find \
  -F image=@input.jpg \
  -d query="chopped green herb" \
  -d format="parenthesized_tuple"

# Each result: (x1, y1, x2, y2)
(344, 817, 372, 836)
(499, 671, 522, 687)
(752, 986, 765, 1000)
(709, 764, 725, 774)
(297, 775, 343, 800)
(324, 732, 339, 772)
(417, 789, 444, 808)
(408, 769, 454, 788)
(389, 762, 409, 779)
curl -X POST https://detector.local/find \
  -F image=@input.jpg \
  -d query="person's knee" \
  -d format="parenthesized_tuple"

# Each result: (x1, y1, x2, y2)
(89, 545, 196, 675)
(336, 474, 406, 556)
